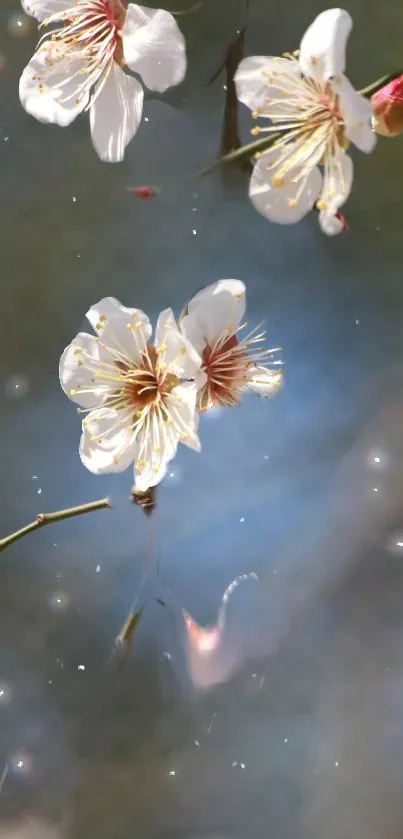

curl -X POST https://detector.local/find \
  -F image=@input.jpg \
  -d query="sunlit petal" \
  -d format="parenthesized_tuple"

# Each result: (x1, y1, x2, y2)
(90, 64, 144, 162)
(86, 297, 151, 362)
(122, 3, 186, 92)
(249, 147, 322, 224)
(299, 8, 352, 82)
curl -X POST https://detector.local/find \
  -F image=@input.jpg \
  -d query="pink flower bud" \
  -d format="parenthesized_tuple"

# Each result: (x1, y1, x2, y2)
(372, 75, 403, 137)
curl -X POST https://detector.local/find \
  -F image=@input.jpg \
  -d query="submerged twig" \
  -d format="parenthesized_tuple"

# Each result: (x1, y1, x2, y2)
(208, 0, 251, 171)
(0, 498, 110, 552)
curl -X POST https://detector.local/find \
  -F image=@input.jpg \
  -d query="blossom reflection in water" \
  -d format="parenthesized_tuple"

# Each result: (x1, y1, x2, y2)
(181, 573, 258, 691)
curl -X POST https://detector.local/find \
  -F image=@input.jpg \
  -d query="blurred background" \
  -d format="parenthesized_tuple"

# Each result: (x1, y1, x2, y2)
(2, 0, 403, 836)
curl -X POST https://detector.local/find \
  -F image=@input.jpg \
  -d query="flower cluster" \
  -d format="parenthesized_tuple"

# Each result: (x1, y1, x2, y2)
(60, 281, 283, 491)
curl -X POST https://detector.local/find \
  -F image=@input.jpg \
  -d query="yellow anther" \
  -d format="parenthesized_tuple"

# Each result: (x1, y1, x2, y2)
(156, 343, 167, 354)
(73, 347, 82, 355)
(70, 389, 77, 396)
(272, 175, 286, 188)
(77, 360, 83, 367)
(288, 198, 297, 208)
(251, 126, 261, 136)
(153, 445, 161, 453)
(99, 314, 107, 322)
(316, 199, 327, 210)
(113, 457, 119, 465)
(179, 347, 187, 355)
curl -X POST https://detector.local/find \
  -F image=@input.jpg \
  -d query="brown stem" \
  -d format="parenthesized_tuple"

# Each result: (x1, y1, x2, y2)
(0, 498, 110, 552)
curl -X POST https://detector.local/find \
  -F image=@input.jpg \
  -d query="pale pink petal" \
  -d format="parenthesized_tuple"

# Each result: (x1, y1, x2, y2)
(122, 4, 186, 92)
(235, 55, 300, 113)
(247, 366, 283, 397)
(134, 410, 179, 491)
(299, 8, 352, 82)
(59, 331, 115, 408)
(86, 297, 151, 363)
(19, 44, 88, 127)
(21, 0, 71, 22)
(155, 308, 202, 379)
(80, 408, 136, 474)
(165, 382, 200, 452)
(180, 280, 246, 349)
(318, 210, 346, 236)
(249, 147, 322, 224)
(320, 149, 353, 211)
(89, 63, 144, 162)
(332, 75, 376, 152)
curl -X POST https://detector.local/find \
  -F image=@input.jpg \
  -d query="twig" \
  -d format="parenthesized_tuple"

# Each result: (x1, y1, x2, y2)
(0, 498, 110, 552)
(359, 71, 403, 98)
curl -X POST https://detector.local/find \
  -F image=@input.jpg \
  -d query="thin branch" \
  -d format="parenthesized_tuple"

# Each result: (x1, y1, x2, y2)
(359, 71, 403, 99)
(0, 498, 110, 553)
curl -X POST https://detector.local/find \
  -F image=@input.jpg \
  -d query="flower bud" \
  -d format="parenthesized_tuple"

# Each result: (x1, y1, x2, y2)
(372, 76, 403, 137)
(318, 209, 348, 236)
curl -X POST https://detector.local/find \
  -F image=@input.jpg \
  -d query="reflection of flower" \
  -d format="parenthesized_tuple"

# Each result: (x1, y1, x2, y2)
(179, 279, 282, 411)
(19, 1, 186, 161)
(59, 297, 202, 491)
(372, 75, 403, 137)
(235, 9, 375, 232)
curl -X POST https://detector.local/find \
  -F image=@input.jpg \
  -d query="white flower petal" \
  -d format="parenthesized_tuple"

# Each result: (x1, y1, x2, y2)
(134, 407, 179, 491)
(235, 56, 299, 112)
(249, 146, 322, 224)
(134, 456, 169, 492)
(247, 366, 283, 397)
(318, 210, 346, 236)
(19, 44, 89, 127)
(80, 408, 136, 474)
(320, 149, 353, 210)
(122, 3, 186, 93)
(332, 75, 376, 153)
(86, 297, 151, 363)
(89, 63, 144, 162)
(165, 382, 200, 452)
(155, 308, 202, 379)
(21, 0, 71, 22)
(59, 331, 115, 408)
(181, 280, 246, 349)
(299, 8, 352, 82)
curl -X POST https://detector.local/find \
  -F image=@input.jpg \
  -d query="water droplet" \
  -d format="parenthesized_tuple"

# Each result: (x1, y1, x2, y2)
(77, 664, 86, 671)
(8, 750, 33, 776)
(7, 11, 33, 38)
(0, 683, 12, 704)
(48, 591, 70, 612)
(4, 374, 30, 399)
